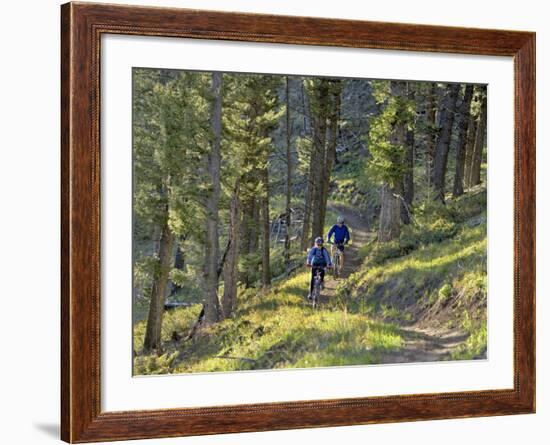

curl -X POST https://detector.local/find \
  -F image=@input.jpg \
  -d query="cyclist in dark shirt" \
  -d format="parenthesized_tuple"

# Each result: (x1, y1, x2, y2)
(327, 215, 351, 268)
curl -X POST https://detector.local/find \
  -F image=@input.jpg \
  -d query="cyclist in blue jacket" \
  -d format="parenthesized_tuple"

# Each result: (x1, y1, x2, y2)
(327, 215, 351, 269)
(306, 237, 332, 300)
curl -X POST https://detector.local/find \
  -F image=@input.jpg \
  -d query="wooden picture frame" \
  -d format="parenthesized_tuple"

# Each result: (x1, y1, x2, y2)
(61, 2, 535, 442)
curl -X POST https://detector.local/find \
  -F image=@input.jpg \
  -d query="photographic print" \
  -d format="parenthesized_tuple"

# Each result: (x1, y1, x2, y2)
(132, 68, 488, 376)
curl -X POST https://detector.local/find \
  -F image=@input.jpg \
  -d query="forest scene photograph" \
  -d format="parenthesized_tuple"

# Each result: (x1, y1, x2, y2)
(132, 67, 488, 375)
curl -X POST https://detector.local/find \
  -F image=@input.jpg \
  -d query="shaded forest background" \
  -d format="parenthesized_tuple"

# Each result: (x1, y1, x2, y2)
(132, 69, 488, 374)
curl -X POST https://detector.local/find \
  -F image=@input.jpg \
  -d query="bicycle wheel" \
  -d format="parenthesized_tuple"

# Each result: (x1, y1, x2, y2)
(333, 254, 340, 278)
(312, 281, 320, 308)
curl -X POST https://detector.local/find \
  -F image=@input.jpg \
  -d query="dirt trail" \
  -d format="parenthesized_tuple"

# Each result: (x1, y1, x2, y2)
(318, 201, 467, 363)
(319, 201, 370, 301)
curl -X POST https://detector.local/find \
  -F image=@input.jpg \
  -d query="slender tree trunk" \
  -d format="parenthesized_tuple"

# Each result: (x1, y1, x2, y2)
(310, 81, 329, 243)
(300, 78, 310, 137)
(251, 199, 260, 252)
(452, 85, 474, 197)
(260, 165, 271, 287)
(143, 218, 174, 353)
(432, 83, 460, 203)
(463, 88, 479, 189)
(301, 162, 313, 250)
(203, 72, 223, 324)
(221, 182, 240, 319)
(238, 195, 253, 287)
(425, 84, 437, 187)
(402, 83, 415, 224)
(284, 76, 292, 269)
(318, 81, 341, 234)
(469, 93, 487, 187)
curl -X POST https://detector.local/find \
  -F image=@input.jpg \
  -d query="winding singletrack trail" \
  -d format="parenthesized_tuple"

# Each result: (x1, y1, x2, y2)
(317, 202, 468, 364)
(319, 201, 370, 302)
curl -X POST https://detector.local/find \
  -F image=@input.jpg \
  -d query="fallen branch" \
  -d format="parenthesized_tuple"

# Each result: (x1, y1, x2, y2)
(213, 355, 257, 364)
(185, 305, 205, 341)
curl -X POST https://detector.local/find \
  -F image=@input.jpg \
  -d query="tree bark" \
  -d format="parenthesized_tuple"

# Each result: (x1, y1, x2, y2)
(203, 72, 223, 324)
(221, 182, 240, 319)
(432, 83, 460, 203)
(463, 88, 479, 189)
(378, 185, 401, 242)
(143, 218, 174, 353)
(452, 85, 474, 197)
(378, 81, 407, 242)
(260, 165, 271, 288)
(318, 81, 341, 235)
(402, 83, 415, 224)
(284, 76, 292, 269)
(425, 84, 437, 187)
(468, 92, 487, 187)
(310, 80, 329, 243)
(301, 158, 313, 250)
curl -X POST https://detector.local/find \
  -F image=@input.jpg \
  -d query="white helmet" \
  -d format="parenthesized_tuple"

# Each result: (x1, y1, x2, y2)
(337, 215, 345, 224)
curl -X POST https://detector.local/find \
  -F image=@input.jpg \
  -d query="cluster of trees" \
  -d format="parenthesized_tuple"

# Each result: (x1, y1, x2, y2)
(368, 80, 487, 241)
(133, 68, 487, 354)
(134, 69, 288, 352)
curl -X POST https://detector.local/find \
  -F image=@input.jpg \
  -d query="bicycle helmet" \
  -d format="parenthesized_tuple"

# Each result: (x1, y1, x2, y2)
(337, 215, 345, 224)
(315, 236, 324, 245)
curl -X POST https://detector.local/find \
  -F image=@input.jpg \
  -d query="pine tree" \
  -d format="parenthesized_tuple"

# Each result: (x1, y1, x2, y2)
(367, 80, 415, 242)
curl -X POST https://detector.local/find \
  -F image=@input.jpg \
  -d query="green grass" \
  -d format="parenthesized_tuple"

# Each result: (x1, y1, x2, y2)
(133, 271, 404, 374)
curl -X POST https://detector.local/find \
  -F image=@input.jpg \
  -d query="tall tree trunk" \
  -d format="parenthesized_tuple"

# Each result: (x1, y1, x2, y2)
(468, 93, 487, 187)
(238, 196, 253, 287)
(143, 218, 174, 353)
(425, 84, 437, 187)
(221, 182, 240, 319)
(319, 81, 342, 234)
(378, 81, 407, 242)
(284, 76, 292, 269)
(378, 185, 401, 242)
(402, 83, 415, 224)
(260, 165, 271, 287)
(203, 72, 223, 324)
(301, 162, 313, 250)
(252, 199, 260, 252)
(432, 83, 460, 203)
(452, 85, 474, 197)
(300, 77, 310, 137)
(310, 80, 329, 243)
(463, 88, 479, 189)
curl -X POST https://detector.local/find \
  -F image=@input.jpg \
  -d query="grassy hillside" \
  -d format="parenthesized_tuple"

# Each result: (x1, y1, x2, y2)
(342, 185, 487, 361)
(134, 186, 487, 374)
(134, 272, 404, 374)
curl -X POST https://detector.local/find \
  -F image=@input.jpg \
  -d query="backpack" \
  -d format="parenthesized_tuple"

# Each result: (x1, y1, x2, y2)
(311, 247, 327, 267)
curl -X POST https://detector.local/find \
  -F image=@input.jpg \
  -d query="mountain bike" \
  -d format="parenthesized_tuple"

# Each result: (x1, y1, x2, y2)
(310, 267, 324, 309)
(330, 242, 345, 278)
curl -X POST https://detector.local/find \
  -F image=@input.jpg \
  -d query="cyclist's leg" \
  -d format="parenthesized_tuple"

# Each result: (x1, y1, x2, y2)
(309, 267, 317, 294)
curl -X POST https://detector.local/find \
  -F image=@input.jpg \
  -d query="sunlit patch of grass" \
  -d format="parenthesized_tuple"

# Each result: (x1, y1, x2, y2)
(133, 304, 202, 354)
(451, 311, 487, 360)
(133, 270, 405, 374)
